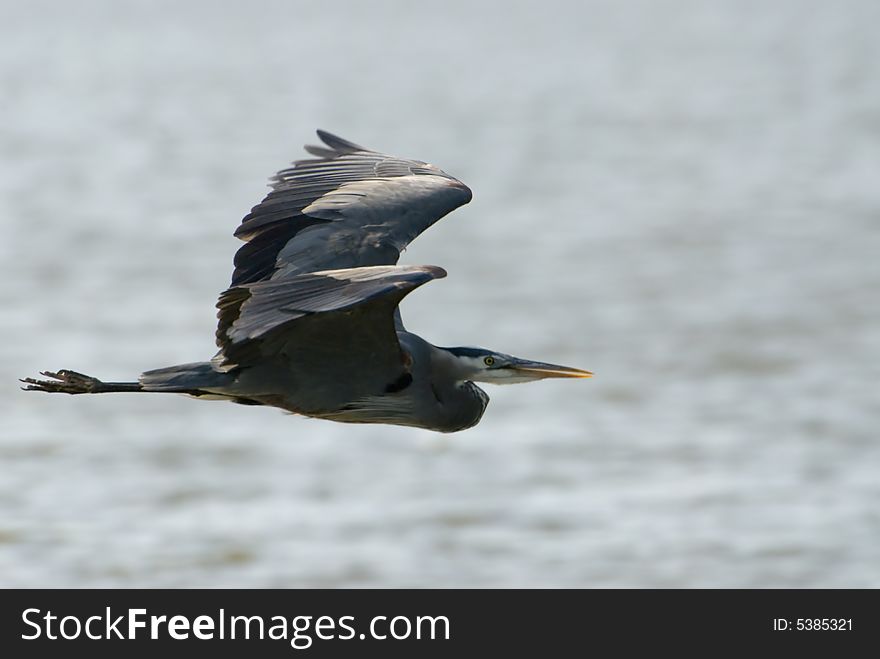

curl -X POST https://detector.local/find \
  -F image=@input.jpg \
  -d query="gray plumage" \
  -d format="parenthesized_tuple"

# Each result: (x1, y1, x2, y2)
(23, 130, 590, 432)
(231, 129, 471, 285)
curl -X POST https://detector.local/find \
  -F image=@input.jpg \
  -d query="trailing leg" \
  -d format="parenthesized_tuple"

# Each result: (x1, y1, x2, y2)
(20, 369, 143, 394)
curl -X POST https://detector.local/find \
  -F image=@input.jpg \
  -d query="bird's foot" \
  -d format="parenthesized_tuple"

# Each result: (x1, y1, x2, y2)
(20, 369, 104, 394)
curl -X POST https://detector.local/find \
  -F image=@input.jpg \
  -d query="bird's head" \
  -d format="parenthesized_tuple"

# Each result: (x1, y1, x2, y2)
(441, 346, 592, 385)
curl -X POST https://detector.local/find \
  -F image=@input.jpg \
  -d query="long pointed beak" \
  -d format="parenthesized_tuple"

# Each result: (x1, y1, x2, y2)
(506, 359, 593, 380)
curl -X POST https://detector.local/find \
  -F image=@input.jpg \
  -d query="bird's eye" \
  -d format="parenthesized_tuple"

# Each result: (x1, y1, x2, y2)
(483, 356, 495, 366)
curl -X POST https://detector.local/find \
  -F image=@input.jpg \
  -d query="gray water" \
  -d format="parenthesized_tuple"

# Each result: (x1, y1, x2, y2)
(2, 0, 878, 587)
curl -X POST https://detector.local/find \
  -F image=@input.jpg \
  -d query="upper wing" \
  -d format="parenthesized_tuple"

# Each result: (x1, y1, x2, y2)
(215, 264, 446, 376)
(231, 130, 472, 286)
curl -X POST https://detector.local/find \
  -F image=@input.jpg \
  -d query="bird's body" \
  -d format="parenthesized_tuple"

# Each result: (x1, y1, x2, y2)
(136, 320, 488, 432)
(24, 131, 590, 432)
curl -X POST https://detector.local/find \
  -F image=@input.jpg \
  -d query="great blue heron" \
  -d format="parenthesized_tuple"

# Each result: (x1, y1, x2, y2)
(23, 130, 591, 432)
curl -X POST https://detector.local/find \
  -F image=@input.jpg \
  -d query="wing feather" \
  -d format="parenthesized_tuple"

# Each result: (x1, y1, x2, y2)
(216, 265, 446, 369)
(229, 130, 471, 286)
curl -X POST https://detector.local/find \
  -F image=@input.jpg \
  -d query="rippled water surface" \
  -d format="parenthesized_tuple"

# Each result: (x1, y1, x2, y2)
(2, 0, 879, 587)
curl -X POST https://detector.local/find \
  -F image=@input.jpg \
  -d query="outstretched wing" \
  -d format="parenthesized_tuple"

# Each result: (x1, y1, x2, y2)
(231, 130, 472, 286)
(215, 266, 445, 397)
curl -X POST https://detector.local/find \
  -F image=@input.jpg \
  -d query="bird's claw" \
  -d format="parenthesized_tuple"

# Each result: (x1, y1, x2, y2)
(20, 369, 102, 394)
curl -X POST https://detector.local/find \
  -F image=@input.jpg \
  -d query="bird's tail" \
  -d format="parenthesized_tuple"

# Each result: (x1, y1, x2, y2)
(138, 361, 231, 393)
(22, 362, 232, 397)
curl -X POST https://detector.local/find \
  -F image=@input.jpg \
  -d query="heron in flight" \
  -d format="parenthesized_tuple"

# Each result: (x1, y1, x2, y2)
(23, 130, 591, 432)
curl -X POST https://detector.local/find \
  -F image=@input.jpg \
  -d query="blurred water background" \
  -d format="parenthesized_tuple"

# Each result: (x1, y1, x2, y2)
(1, 0, 878, 587)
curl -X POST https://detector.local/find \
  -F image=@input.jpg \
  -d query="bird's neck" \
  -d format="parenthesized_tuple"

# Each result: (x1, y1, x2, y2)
(395, 340, 488, 432)
(429, 345, 478, 383)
